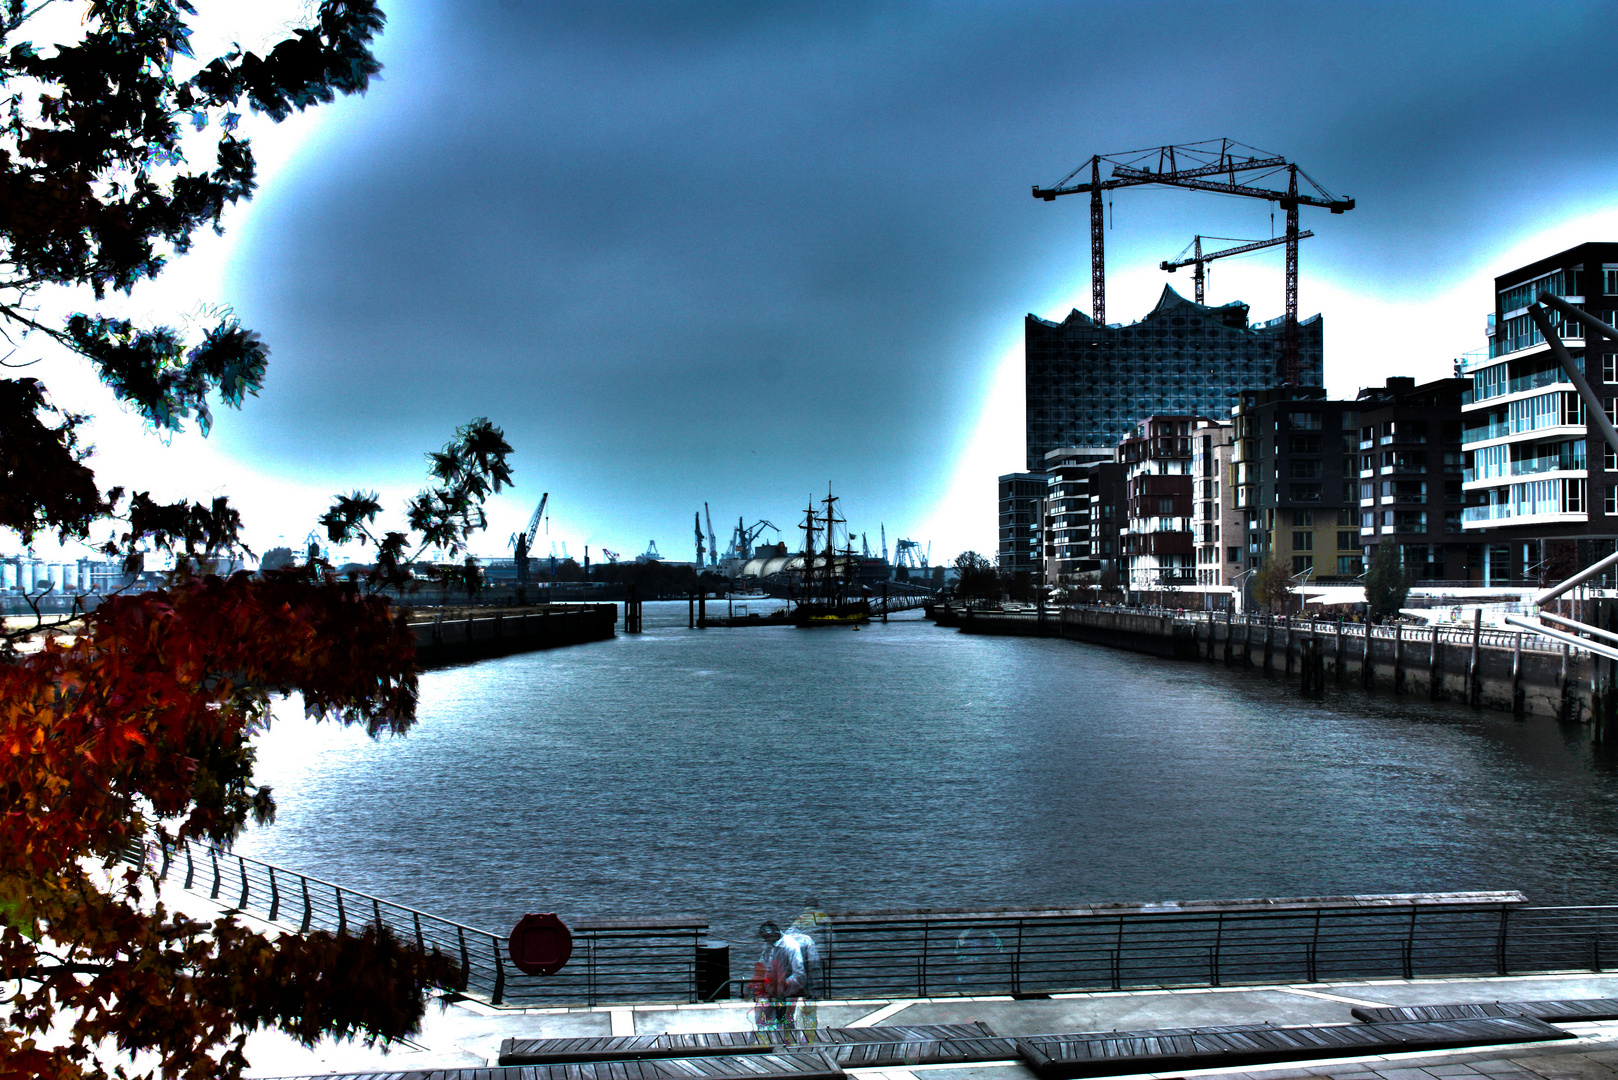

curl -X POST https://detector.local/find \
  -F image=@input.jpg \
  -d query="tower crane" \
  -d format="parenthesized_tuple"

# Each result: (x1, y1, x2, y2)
(704, 503, 718, 567)
(1033, 139, 1353, 385)
(1160, 232, 1312, 305)
(509, 493, 548, 587)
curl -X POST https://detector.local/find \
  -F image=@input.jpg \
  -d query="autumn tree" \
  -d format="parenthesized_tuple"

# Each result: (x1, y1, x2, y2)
(953, 550, 999, 602)
(0, 4, 472, 1079)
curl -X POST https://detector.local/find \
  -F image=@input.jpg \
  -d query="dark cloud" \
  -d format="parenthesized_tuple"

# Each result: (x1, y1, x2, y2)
(220, 0, 1618, 552)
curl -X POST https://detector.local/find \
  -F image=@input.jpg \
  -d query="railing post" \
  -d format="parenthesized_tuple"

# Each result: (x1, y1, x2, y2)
(1496, 906, 1509, 976)
(414, 911, 425, 952)
(268, 866, 280, 923)
(300, 876, 312, 933)
(238, 855, 249, 909)
(183, 844, 195, 890)
(336, 887, 346, 934)
(458, 927, 471, 991)
(492, 935, 506, 1005)
(209, 849, 221, 900)
(373, 897, 383, 929)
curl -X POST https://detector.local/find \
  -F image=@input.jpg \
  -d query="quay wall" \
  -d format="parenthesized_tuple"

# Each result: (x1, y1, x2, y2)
(935, 605, 1615, 727)
(411, 604, 616, 667)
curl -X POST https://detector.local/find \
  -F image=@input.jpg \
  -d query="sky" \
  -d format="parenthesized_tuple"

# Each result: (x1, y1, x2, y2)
(17, 0, 1618, 566)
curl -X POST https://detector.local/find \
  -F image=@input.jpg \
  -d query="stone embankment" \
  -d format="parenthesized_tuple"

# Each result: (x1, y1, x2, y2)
(930, 604, 1614, 728)
(410, 603, 616, 667)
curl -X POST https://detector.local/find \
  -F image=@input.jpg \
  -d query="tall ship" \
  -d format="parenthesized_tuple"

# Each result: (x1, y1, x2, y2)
(791, 489, 870, 626)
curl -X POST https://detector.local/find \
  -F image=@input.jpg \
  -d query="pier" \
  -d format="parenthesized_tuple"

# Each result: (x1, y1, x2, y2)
(411, 603, 617, 667)
(928, 604, 1610, 724)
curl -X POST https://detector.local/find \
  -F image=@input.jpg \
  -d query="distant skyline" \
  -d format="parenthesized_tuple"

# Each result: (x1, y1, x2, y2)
(16, 0, 1618, 565)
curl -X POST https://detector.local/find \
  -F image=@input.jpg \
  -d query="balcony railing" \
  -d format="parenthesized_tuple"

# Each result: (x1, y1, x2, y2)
(1512, 457, 1586, 477)
(1463, 422, 1510, 443)
(1462, 504, 1511, 524)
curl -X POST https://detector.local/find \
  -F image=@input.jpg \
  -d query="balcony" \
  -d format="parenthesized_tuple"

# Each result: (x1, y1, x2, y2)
(1512, 456, 1586, 477)
(1463, 421, 1510, 443)
(1462, 504, 1509, 524)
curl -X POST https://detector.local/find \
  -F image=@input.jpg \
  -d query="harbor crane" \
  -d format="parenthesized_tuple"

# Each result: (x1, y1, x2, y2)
(509, 492, 548, 586)
(1033, 138, 1353, 384)
(1160, 231, 1313, 305)
(694, 511, 706, 566)
(727, 517, 778, 561)
(894, 538, 926, 569)
(704, 503, 718, 567)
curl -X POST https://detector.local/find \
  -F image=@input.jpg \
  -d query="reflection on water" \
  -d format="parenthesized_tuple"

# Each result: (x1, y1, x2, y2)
(241, 602, 1618, 945)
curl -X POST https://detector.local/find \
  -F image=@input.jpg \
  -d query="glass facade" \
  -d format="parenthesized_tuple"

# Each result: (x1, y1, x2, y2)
(1024, 285, 1324, 471)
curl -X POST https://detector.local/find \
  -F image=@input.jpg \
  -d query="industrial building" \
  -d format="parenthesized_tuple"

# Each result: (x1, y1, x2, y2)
(1460, 242, 1618, 585)
(1024, 285, 1323, 471)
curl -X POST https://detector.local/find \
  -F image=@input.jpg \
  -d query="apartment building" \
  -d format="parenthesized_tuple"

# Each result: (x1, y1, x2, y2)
(1119, 415, 1208, 590)
(1191, 421, 1242, 588)
(1355, 376, 1472, 581)
(1232, 386, 1361, 583)
(1040, 446, 1123, 589)
(997, 471, 1048, 579)
(1460, 242, 1618, 584)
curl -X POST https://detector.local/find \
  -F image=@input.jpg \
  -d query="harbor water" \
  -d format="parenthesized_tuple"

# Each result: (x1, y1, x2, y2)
(241, 601, 1618, 946)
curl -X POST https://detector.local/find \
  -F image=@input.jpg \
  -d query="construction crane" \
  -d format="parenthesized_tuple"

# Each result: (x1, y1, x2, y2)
(1033, 139, 1353, 384)
(894, 539, 926, 569)
(509, 493, 548, 587)
(880, 524, 888, 563)
(602, 549, 621, 563)
(1160, 232, 1312, 305)
(704, 503, 718, 567)
(694, 511, 705, 566)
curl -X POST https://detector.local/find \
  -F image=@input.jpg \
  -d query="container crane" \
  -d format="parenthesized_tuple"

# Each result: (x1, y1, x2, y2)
(509, 492, 548, 586)
(1033, 139, 1353, 384)
(1160, 232, 1312, 305)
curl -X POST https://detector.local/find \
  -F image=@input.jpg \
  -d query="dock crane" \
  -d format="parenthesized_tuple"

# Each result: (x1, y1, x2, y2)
(704, 503, 718, 567)
(1160, 232, 1312, 305)
(727, 517, 778, 561)
(694, 511, 706, 566)
(510, 492, 548, 596)
(1033, 139, 1353, 384)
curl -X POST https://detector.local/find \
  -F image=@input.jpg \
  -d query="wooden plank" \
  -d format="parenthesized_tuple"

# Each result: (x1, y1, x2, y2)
(1015, 1017, 1572, 1080)
(1353, 999, 1618, 1024)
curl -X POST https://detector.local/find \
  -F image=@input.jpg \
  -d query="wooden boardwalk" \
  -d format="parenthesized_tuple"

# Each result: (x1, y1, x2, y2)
(271, 1050, 843, 1080)
(1352, 998, 1618, 1024)
(499, 1024, 995, 1065)
(1017, 1016, 1571, 1079)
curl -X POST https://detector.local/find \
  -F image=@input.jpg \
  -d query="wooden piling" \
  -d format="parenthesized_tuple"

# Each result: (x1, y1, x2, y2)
(1468, 608, 1482, 707)
(1429, 626, 1442, 700)
(1393, 622, 1403, 694)
(1335, 617, 1345, 684)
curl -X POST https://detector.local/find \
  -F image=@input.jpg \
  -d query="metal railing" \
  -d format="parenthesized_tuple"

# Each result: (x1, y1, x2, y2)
(811, 900, 1617, 998)
(125, 840, 707, 1007)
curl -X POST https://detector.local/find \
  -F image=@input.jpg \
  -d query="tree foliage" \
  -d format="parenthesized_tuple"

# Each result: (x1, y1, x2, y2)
(1250, 555, 1294, 613)
(953, 550, 999, 602)
(1365, 543, 1411, 621)
(0, 4, 471, 1078)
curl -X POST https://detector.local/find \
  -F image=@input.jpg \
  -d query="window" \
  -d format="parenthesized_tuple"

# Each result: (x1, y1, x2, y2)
(1605, 353, 1617, 383)
(1290, 459, 1323, 478)
(1337, 556, 1363, 576)
(1338, 531, 1361, 550)
(1360, 481, 1375, 502)
(1289, 484, 1322, 502)
(1607, 486, 1618, 516)
(1227, 546, 1241, 563)
(1292, 509, 1314, 526)
(1293, 555, 1314, 574)
(1293, 531, 1313, 551)
(1608, 443, 1617, 471)
(1290, 434, 1322, 453)
(1606, 267, 1618, 295)
(1292, 411, 1323, 430)
(1337, 507, 1354, 526)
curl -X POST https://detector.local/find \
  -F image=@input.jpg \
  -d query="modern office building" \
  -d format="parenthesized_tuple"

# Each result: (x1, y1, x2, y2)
(1041, 446, 1124, 589)
(1231, 386, 1361, 583)
(997, 471, 1049, 579)
(1119, 415, 1209, 590)
(1024, 285, 1324, 471)
(1355, 376, 1473, 581)
(1191, 421, 1242, 589)
(1460, 242, 1618, 585)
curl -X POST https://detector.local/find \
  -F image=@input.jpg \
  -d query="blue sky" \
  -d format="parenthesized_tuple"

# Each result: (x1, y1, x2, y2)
(29, 0, 1618, 564)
